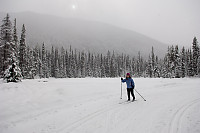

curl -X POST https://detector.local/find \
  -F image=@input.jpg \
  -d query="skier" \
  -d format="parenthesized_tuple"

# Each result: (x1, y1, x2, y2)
(121, 73, 135, 101)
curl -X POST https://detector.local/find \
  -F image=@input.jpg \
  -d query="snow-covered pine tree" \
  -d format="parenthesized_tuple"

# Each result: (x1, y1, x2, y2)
(105, 51, 111, 77)
(185, 49, 189, 76)
(46, 50, 51, 78)
(4, 63, 22, 82)
(54, 48, 59, 78)
(77, 52, 81, 77)
(97, 54, 103, 77)
(19, 24, 27, 78)
(50, 46, 55, 77)
(93, 55, 98, 77)
(90, 53, 94, 77)
(188, 49, 194, 76)
(140, 56, 145, 77)
(80, 51, 85, 78)
(162, 56, 169, 78)
(146, 55, 153, 77)
(60, 46, 66, 78)
(0, 14, 22, 82)
(136, 52, 142, 77)
(154, 56, 161, 77)
(0, 14, 14, 76)
(197, 56, 200, 77)
(38, 46, 43, 78)
(170, 45, 176, 77)
(100, 54, 106, 77)
(26, 46, 34, 78)
(41, 43, 46, 78)
(69, 49, 75, 78)
(180, 47, 186, 78)
(166, 46, 171, 77)
(192, 37, 199, 76)
(65, 50, 70, 77)
(110, 51, 117, 77)
(32, 45, 40, 78)
(131, 57, 136, 77)
(174, 45, 181, 78)
(125, 55, 129, 74)
(151, 47, 155, 77)
(74, 49, 78, 78)
(13, 18, 18, 59)
(68, 46, 72, 77)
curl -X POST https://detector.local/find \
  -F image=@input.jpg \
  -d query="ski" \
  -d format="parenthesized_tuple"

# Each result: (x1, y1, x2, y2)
(119, 99, 137, 104)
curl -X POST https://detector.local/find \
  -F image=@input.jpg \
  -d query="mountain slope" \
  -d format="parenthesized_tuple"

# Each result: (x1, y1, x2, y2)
(0, 12, 168, 56)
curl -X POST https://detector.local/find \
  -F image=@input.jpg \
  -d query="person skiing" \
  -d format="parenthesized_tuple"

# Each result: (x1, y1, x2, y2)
(121, 73, 135, 101)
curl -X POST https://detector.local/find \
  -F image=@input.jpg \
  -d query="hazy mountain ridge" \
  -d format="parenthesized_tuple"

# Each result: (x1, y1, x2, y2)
(0, 12, 168, 56)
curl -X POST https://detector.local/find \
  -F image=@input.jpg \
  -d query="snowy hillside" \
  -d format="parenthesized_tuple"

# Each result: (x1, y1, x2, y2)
(0, 12, 167, 56)
(0, 78, 200, 133)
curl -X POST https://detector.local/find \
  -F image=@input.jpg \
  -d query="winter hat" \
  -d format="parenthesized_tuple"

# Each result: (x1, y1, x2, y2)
(126, 73, 130, 76)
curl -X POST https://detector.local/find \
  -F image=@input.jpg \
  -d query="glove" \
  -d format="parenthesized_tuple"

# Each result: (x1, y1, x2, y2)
(121, 77, 123, 81)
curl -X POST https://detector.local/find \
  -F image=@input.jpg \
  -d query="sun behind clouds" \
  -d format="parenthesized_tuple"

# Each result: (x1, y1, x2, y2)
(72, 4, 76, 10)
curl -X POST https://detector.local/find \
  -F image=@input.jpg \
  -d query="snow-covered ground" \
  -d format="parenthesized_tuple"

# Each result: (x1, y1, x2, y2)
(0, 78, 200, 133)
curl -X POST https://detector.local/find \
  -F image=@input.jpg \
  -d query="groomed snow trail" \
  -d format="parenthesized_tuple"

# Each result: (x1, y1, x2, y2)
(0, 78, 200, 133)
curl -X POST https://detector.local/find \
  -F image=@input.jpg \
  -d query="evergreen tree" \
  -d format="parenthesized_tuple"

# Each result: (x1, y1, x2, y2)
(110, 51, 117, 77)
(146, 55, 152, 77)
(4, 63, 22, 82)
(131, 57, 136, 77)
(151, 47, 155, 77)
(154, 56, 160, 77)
(60, 47, 66, 78)
(12, 18, 21, 75)
(32, 45, 41, 78)
(80, 51, 85, 77)
(54, 48, 59, 78)
(169, 45, 176, 77)
(0, 14, 14, 75)
(180, 47, 186, 78)
(162, 56, 169, 78)
(174, 45, 181, 78)
(166, 46, 171, 77)
(65, 50, 70, 77)
(26, 46, 34, 78)
(74, 50, 78, 77)
(46, 51, 51, 78)
(13, 18, 18, 59)
(41, 43, 48, 78)
(19, 24, 27, 77)
(192, 37, 199, 75)
(136, 52, 142, 77)
(188, 49, 194, 76)
(50, 46, 55, 77)
(197, 56, 200, 76)
(100, 54, 106, 77)
(105, 51, 111, 77)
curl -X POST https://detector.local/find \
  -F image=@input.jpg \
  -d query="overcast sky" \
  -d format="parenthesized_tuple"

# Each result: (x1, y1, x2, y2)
(0, 0, 199, 46)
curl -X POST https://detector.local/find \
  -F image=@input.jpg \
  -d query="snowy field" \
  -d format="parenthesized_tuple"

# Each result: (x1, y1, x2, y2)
(0, 78, 200, 133)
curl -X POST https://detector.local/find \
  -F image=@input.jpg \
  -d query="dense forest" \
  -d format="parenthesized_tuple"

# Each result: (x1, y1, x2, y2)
(0, 14, 200, 82)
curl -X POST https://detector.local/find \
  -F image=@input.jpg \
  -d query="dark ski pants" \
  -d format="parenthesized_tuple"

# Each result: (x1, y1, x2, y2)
(127, 88, 135, 100)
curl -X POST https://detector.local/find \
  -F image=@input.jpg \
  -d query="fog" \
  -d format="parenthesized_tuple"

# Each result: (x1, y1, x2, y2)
(0, 0, 199, 46)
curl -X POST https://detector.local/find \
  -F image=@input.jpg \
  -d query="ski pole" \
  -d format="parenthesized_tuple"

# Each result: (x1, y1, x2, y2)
(120, 80, 123, 99)
(134, 89, 146, 101)
(120, 81, 122, 99)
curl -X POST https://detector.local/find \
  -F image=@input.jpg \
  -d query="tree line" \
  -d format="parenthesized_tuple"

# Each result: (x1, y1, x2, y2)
(0, 14, 200, 81)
